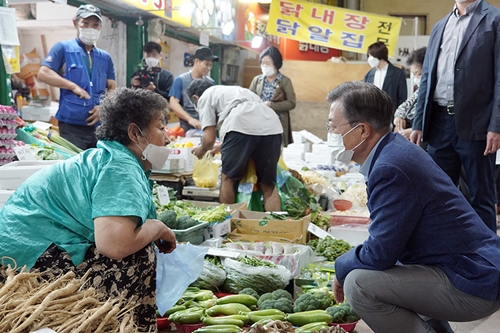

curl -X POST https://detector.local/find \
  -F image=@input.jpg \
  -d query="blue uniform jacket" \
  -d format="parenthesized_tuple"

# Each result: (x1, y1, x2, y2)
(335, 133, 500, 301)
(42, 38, 115, 126)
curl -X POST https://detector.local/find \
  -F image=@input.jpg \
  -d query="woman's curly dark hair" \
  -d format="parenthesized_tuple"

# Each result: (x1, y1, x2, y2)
(260, 46, 283, 70)
(96, 87, 168, 145)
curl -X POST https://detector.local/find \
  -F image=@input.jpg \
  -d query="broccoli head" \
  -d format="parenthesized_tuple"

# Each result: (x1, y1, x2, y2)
(293, 291, 333, 312)
(257, 292, 274, 307)
(271, 289, 293, 302)
(239, 287, 259, 300)
(326, 303, 360, 323)
(176, 215, 198, 229)
(259, 299, 293, 313)
(158, 210, 177, 229)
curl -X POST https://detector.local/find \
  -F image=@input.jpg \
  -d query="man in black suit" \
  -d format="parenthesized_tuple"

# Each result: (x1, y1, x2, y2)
(411, 0, 500, 232)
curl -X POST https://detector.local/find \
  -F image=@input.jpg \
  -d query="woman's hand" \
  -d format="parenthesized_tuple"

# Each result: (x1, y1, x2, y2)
(155, 224, 177, 254)
(393, 117, 406, 131)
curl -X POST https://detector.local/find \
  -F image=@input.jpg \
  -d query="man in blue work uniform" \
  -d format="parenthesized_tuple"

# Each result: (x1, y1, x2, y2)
(38, 4, 116, 150)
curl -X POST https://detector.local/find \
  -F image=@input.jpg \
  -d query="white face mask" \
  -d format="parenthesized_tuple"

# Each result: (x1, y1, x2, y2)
(414, 77, 421, 87)
(137, 129, 170, 170)
(456, 0, 469, 3)
(145, 57, 160, 68)
(367, 55, 380, 68)
(79, 28, 100, 45)
(329, 124, 366, 164)
(261, 66, 276, 77)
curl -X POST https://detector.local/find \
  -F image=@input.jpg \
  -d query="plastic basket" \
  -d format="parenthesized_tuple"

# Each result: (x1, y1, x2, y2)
(156, 317, 171, 330)
(172, 222, 208, 245)
(329, 321, 358, 333)
(174, 323, 204, 333)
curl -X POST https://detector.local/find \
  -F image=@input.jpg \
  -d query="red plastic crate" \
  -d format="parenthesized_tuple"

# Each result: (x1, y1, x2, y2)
(174, 322, 204, 333)
(329, 321, 358, 333)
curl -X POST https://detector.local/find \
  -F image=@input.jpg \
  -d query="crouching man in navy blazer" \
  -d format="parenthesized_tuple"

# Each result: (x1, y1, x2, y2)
(329, 81, 500, 333)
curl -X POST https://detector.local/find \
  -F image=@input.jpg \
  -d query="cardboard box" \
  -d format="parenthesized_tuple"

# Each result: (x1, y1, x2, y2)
(204, 218, 231, 239)
(155, 147, 194, 173)
(17, 48, 41, 80)
(230, 210, 311, 244)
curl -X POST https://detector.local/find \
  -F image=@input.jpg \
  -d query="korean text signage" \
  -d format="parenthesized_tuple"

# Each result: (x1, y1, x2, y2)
(267, 0, 402, 57)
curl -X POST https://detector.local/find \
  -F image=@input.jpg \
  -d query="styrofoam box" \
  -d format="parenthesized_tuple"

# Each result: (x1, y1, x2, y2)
(0, 160, 61, 190)
(287, 143, 310, 153)
(283, 150, 304, 160)
(300, 130, 323, 144)
(312, 143, 333, 154)
(0, 190, 15, 208)
(328, 224, 370, 246)
(305, 152, 333, 165)
(21, 105, 57, 122)
(292, 131, 306, 143)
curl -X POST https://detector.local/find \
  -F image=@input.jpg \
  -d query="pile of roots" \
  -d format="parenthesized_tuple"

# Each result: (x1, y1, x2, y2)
(0, 266, 138, 333)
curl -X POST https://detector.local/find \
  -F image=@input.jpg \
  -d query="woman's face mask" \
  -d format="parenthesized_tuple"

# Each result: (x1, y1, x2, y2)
(136, 128, 170, 170)
(261, 66, 276, 77)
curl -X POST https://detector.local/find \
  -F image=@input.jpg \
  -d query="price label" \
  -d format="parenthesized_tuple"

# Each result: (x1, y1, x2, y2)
(13, 146, 36, 161)
(32, 121, 52, 131)
(308, 223, 331, 239)
(157, 186, 170, 206)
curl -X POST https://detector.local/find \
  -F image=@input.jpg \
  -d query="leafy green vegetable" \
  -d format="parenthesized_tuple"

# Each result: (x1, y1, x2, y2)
(307, 236, 353, 262)
(176, 215, 198, 229)
(192, 204, 229, 223)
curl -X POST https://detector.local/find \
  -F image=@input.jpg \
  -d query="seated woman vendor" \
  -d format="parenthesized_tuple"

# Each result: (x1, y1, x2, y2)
(0, 87, 176, 332)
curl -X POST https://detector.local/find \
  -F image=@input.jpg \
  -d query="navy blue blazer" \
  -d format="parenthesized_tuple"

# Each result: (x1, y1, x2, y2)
(335, 133, 500, 301)
(364, 62, 407, 112)
(413, 0, 500, 141)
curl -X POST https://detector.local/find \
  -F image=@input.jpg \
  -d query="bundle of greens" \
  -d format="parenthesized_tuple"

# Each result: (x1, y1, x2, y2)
(307, 236, 353, 262)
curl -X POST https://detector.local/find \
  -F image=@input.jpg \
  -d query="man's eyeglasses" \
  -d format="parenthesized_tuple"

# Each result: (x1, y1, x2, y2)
(325, 121, 352, 133)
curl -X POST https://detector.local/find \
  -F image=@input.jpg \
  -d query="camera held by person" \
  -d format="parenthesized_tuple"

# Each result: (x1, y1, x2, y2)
(130, 42, 173, 98)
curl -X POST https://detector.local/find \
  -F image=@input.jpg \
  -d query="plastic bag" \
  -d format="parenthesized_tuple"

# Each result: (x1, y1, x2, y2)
(156, 243, 208, 316)
(222, 257, 291, 295)
(190, 260, 227, 291)
(193, 153, 219, 188)
(241, 159, 258, 184)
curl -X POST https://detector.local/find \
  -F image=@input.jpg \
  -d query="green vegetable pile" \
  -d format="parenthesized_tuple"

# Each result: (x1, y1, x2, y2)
(307, 236, 353, 261)
(193, 204, 230, 223)
(29, 145, 65, 160)
(222, 256, 288, 295)
(293, 291, 333, 312)
(157, 210, 198, 230)
(189, 257, 226, 291)
(326, 302, 360, 323)
(238, 287, 259, 299)
(257, 289, 294, 313)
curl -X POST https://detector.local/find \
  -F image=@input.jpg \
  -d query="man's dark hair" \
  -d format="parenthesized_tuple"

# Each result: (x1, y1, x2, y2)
(186, 79, 215, 104)
(327, 81, 393, 133)
(96, 87, 168, 145)
(144, 41, 162, 54)
(406, 47, 427, 67)
(260, 46, 283, 70)
(367, 42, 388, 61)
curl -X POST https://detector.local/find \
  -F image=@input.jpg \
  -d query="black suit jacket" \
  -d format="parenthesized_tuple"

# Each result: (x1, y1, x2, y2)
(364, 62, 407, 112)
(413, 0, 500, 141)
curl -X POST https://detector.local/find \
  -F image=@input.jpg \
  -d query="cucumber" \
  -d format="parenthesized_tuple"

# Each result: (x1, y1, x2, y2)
(169, 309, 204, 324)
(247, 313, 286, 324)
(247, 309, 285, 317)
(295, 321, 330, 332)
(206, 303, 251, 316)
(202, 316, 245, 327)
(193, 324, 242, 333)
(299, 322, 330, 329)
(163, 305, 186, 317)
(218, 314, 250, 325)
(286, 310, 333, 327)
(216, 294, 258, 307)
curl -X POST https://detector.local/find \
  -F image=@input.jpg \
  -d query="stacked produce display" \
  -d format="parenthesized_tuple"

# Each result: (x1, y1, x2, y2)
(0, 106, 24, 165)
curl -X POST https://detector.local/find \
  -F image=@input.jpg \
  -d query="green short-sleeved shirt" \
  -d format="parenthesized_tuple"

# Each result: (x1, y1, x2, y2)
(0, 140, 157, 269)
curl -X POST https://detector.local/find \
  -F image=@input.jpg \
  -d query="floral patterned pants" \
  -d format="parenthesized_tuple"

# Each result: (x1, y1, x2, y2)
(30, 243, 158, 332)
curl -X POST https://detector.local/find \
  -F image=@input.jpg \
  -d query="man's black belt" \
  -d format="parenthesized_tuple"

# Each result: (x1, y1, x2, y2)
(433, 102, 454, 115)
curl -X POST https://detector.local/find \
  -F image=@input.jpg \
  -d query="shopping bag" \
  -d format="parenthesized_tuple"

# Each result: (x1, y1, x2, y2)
(193, 153, 219, 188)
(241, 159, 258, 184)
(156, 243, 208, 316)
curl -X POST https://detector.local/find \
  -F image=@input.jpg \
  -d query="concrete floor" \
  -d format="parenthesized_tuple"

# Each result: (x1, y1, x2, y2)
(354, 310, 500, 333)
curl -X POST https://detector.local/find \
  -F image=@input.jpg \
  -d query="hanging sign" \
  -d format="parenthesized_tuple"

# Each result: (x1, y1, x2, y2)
(267, 0, 402, 57)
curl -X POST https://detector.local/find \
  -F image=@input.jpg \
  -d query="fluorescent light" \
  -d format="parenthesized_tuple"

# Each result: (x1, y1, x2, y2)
(251, 36, 263, 48)
(222, 21, 234, 36)
(178, 2, 196, 17)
